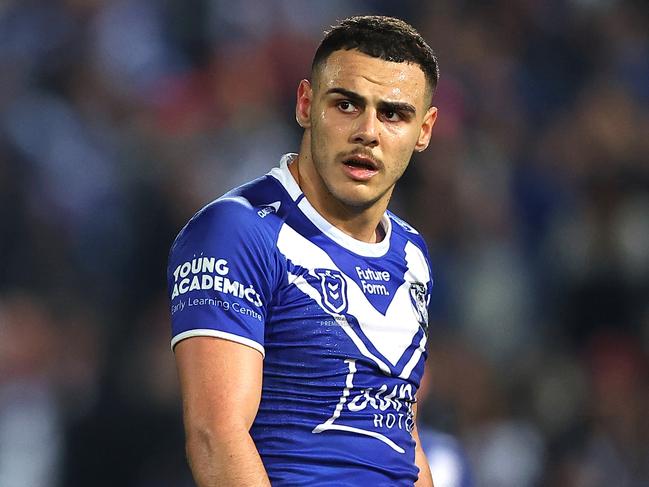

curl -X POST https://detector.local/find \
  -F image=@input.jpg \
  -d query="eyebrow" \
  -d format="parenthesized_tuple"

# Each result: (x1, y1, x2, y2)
(325, 87, 417, 116)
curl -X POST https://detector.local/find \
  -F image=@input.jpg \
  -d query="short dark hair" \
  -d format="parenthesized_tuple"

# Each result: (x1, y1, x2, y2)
(312, 16, 439, 98)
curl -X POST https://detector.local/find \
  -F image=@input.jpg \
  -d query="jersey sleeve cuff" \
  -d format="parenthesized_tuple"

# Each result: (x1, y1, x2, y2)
(171, 329, 265, 358)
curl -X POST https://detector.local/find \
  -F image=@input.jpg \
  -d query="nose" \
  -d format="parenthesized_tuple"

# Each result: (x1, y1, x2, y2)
(350, 109, 379, 147)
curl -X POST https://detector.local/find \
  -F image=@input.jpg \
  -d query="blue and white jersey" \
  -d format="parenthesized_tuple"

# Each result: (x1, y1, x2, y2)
(168, 154, 433, 486)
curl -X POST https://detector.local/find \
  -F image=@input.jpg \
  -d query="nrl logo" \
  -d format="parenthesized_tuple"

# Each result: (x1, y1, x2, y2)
(409, 282, 428, 334)
(315, 268, 348, 314)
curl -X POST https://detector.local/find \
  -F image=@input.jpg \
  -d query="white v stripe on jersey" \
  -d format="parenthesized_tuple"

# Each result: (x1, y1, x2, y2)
(277, 223, 428, 373)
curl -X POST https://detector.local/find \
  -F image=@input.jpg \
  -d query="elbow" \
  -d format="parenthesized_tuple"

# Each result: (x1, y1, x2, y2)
(185, 421, 237, 457)
(184, 425, 223, 487)
(185, 423, 216, 457)
(184, 423, 218, 474)
(183, 421, 253, 485)
(184, 420, 249, 464)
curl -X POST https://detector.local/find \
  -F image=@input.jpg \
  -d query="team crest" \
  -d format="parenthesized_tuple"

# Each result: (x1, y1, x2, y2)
(315, 269, 348, 314)
(409, 282, 428, 334)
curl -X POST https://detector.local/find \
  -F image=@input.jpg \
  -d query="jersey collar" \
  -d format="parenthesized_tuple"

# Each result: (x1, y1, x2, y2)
(268, 153, 392, 258)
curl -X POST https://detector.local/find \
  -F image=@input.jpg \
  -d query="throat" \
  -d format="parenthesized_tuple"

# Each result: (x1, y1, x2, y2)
(374, 221, 386, 243)
(290, 151, 387, 244)
(334, 215, 387, 243)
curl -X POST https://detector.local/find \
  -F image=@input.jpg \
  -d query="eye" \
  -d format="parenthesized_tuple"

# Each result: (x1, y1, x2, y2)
(382, 110, 402, 122)
(337, 100, 356, 113)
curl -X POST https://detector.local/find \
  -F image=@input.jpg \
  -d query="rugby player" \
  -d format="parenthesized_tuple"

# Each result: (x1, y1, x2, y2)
(169, 15, 439, 486)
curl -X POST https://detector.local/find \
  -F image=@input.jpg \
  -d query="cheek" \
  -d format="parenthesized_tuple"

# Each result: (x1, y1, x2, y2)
(310, 119, 335, 169)
(385, 127, 419, 157)
(385, 137, 418, 178)
(313, 114, 349, 157)
(383, 123, 419, 146)
(318, 109, 348, 138)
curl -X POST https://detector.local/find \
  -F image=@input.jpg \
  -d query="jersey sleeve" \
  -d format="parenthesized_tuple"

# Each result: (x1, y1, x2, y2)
(167, 197, 280, 356)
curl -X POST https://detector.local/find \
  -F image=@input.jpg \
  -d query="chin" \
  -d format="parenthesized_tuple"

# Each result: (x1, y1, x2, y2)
(332, 189, 381, 210)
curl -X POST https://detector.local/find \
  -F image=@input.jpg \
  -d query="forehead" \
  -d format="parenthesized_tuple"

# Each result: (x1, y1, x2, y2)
(315, 49, 428, 107)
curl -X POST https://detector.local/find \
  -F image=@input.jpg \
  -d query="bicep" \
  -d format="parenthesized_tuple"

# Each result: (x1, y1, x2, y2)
(175, 336, 263, 434)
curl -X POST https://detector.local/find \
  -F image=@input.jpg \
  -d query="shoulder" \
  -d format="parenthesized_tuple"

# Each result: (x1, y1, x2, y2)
(167, 175, 292, 295)
(387, 210, 433, 288)
(387, 210, 429, 255)
(171, 175, 293, 253)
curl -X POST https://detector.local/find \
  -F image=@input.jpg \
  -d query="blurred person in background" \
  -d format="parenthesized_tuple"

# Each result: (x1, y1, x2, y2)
(169, 15, 439, 486)
(545, 332, 649, 486)
(0, 293, 62, 487)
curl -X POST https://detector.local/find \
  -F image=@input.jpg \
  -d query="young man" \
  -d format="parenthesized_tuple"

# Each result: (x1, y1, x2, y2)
(168, 15, 439, 486)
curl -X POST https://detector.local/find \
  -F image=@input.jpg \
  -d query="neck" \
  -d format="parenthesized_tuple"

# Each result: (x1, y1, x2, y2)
(329, 205, 386, 243)
(290, 138, 389, 244)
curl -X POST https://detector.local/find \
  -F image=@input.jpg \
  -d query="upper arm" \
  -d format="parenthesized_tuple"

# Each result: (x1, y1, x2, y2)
(168, 198, 278, 434)
(168, 198, 280, 355)
(175, 336, 263, 434)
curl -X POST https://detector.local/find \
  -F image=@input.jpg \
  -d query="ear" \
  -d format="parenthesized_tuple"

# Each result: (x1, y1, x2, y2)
(295, 79, 313, 129)
(414, 106, 438, 152)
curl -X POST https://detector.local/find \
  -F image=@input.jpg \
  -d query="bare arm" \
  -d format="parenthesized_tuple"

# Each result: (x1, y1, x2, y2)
(174, 336, 271, 487)
(413, 403, 434, 487)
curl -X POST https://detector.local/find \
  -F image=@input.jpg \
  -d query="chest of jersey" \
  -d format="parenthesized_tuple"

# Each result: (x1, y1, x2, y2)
(271, 220, 429, 375)
(255, 219, 429, 460)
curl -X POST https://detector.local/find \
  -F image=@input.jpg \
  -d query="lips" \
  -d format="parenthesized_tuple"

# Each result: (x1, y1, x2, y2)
(341, 155, 379, 181)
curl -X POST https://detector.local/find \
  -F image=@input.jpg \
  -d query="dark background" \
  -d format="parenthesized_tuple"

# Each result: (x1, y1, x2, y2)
(0, 1, 648, 486)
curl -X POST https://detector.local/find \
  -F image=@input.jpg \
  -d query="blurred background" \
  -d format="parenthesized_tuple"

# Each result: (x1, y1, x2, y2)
(0, 0, 648, 486)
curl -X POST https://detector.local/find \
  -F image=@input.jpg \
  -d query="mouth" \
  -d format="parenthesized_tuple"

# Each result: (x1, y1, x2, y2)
(341, 155, 380, 181)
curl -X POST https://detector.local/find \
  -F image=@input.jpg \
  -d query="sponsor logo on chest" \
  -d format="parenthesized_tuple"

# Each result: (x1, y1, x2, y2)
(313, 359, 416, 454)
(355, 266, 391, 296)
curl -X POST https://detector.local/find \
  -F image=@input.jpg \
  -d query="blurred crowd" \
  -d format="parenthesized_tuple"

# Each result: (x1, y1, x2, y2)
(0, 1, 647, 486)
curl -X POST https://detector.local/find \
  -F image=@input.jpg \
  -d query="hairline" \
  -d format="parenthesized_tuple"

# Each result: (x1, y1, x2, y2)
(310, 48, 435, 108)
